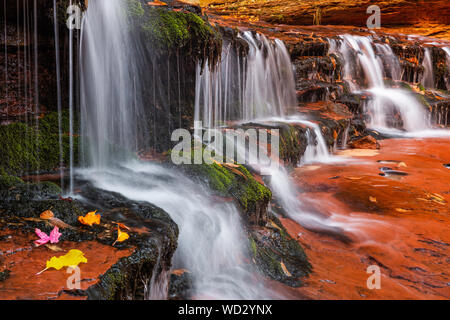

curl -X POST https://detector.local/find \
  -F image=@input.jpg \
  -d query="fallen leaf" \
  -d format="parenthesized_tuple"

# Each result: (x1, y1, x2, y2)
(270, 221, 282, 231)
(345, 176, 363, 180)
(112, 227, 130, 246)
(45, 244, 63, 252)
(36, 249, 87, 275)
(78, 210, 101, 226)
(40, 210, 73, 229)
(369, 196, 377, 203)
(34, 226, 61, 246)
(280, 261, 292, 277)
(40, 210, 54, 220)
(48, 217, 73, 229)
(223, 162, 240, 168)
(113, 222, 131, 231)
(395, 208, 412, 213)
(397, 162, 407, 168)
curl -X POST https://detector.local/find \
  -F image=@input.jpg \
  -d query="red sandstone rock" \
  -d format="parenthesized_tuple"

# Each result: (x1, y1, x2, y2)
(277, 137, 450, 299)
(348, 135, 380, 149)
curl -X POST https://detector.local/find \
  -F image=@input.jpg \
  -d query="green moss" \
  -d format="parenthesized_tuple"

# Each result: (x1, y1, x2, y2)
(126, 1, 222, 59)
(187, 161, 272, 214)
(0, 168, 24, 189)
(0, 111, 79, 176)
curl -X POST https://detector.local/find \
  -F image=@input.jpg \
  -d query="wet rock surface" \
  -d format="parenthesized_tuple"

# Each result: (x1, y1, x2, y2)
(248, 214, 311, 287)
(281, 138, 450, 299)
(0, 177, 178, 300)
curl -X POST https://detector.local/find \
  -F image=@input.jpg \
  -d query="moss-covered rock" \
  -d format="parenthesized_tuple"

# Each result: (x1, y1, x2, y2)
(126, 0, 222, 64)
(183, 162, 272, 225)
(0, 111, 79, 176)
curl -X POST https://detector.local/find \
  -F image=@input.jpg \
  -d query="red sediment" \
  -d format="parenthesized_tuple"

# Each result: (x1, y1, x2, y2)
(279, 138, 450, 299)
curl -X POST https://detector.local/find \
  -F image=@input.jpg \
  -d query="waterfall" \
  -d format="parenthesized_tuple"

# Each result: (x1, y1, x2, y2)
(80, 0, 148, 168)
(421, 48, 434, 89)
(330, 35, 430, 133)
(194, 31, 297, 128)
(80, 0, 278, 299)
(80, 162, 277, 299)
(52, 0, 64, 189)
(444, 47, 450, 90)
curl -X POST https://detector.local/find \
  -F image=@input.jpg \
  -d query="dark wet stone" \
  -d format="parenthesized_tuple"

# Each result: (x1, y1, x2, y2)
(0, 270, 11, 282)
(248, 214, 311, 287)
(168, 271, 194, 300)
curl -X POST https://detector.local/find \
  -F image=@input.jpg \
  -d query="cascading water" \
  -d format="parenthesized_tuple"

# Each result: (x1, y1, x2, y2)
(194, 31, 297, 128)
(80, 0, 148, 169)
(421, 47, 434, 89)
(330, 35, 431, 133)
(444, 47, 450, 90)
(80, 0, 277, 300)
(80, 162, 277, 299)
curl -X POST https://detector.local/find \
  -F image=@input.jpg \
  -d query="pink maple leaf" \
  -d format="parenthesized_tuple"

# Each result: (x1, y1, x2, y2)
(34, 226, 61, 246)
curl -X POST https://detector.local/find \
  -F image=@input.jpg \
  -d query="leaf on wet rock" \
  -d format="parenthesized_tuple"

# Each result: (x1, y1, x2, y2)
(39, 210, 73, 229)
(113, 221, 131, 231)
(78, 210, 101, 226)
(112, 226, 130, 246)
(45, 244, 64, 252)
(40, 210, 54, 220)
(34, 226, 62, 246)
(395, 208, 412, 213)
(280, 261, 292, 277)
(397, 162, 407, 168)
(345, 176, 363, 180)
(36, 249, 87, 275)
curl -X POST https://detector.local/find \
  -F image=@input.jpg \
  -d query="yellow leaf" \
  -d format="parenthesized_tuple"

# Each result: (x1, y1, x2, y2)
(369, 196, 377, 203)
(37, 249, 87, 275)
(280, 261, 292, 277)
(395, 208, 412, 213)
(78, 210, 101, 226)
(397, 162, 407, 168)
(113, 227, 130, 246)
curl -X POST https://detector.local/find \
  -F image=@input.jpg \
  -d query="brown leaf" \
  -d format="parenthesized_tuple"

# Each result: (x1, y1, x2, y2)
(49, 217, 74, 229)
(40, 210, 54, 220)
(280, 261, 292, 277)
(45, 244, 64, 252)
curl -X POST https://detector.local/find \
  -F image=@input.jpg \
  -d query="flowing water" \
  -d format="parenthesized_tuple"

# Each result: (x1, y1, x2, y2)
(79, 162, 277, 299)
(421, 47, 434, 89)
(444, 47, 450, 90)
(52, 0, 64, 189)
(329, 35, 447, 135)
(194, 31, 297, 128)
(79, 0, 279, 300)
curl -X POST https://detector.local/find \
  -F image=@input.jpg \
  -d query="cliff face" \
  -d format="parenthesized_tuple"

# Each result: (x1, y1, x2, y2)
(202, 0, 450, 38)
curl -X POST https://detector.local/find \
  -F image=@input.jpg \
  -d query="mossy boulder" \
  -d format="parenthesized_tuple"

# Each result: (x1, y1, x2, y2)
(0, 111, 79, 176)
(126, 0, 222, 63)
(180, 161, 272, 226)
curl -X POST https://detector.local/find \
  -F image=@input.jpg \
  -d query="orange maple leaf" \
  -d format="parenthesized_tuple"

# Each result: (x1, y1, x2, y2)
(78, 210, 101, 226)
